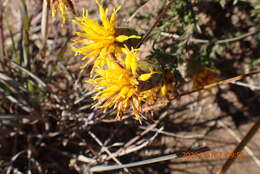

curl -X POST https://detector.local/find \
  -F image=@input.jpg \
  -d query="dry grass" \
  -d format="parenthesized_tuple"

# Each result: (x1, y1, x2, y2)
(0, 0, 260, 174)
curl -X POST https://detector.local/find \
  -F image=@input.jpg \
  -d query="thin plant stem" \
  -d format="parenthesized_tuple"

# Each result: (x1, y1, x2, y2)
(216, 118, 260, 174)
(189, 28, 259, 44)
(41, 0, 49, 51)
(0, 3, 5, 59)
(136, 0, 174, 48)
(21, 0, 30, 69)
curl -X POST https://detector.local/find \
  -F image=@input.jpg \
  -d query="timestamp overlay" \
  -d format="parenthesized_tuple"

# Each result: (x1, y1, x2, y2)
(182, 151, 246, 160)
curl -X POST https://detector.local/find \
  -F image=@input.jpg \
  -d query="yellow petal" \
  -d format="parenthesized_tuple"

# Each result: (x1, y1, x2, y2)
(116, 35, 141, 43)
(138, 72, 157, 81)
(160, 84, 167, 97)
(125, 52, 137, 74)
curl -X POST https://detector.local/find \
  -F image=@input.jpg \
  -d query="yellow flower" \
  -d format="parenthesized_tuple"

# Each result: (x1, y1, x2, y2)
(140, 71, 175, 104)
(72, 0, 140, 71)
(192, 67, 220, 89)
(89, 47, 153, 120)
(49, 0, 76, 23)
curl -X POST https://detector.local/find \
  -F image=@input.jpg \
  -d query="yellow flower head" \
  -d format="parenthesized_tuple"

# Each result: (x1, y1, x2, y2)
(49, 0, 76, 23)
(89, 47, 154, 120)
(140, 71, 175, 104)
(192, 67, 220, 89)
(72, 0, 141, 70)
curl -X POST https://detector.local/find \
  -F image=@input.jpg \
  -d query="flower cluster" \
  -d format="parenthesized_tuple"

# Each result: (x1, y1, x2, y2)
(69, 0, 175, 120)
(48, 0, 220, 120)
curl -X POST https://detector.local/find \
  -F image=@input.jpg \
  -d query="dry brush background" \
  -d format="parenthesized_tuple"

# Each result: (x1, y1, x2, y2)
(0, 0, 260, 174)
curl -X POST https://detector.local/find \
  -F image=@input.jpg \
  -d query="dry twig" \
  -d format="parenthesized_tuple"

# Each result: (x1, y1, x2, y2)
(87, 147, 209, 173)
(101, 69, 260, 123)
(219, 121, 260, 168)
(216, 118, 260, 174)
(136, 0, 174, 48)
